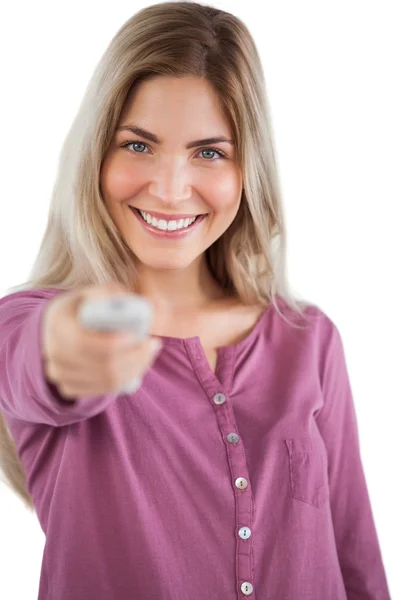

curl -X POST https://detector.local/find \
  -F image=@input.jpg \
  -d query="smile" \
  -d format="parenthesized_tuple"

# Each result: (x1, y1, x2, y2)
(129, 207, 207, 239)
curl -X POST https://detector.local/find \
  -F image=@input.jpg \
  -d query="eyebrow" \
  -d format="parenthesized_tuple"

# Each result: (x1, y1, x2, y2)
(116, 125, 235, 149)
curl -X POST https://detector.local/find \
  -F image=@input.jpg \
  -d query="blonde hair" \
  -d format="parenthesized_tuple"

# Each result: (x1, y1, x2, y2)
(1, 1, 317, 512)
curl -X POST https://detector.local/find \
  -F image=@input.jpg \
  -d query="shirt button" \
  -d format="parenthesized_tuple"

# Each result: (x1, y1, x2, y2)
(213, 393, 226, 405)
(227, 433, 239, 444)
(235, 477, 248, 490)
(238, 526, 252, 539)
(241, 581, 254, 595)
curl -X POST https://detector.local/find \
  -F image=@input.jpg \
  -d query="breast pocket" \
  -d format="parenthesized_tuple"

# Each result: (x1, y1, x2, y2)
(285, 436, 329, 509)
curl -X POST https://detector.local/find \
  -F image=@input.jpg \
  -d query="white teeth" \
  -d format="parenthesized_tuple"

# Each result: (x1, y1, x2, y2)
(138, 210, 197, 231)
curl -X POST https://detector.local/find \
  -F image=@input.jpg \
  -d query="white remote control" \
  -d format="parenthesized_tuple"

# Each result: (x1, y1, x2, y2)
(78, 293, 153, 394)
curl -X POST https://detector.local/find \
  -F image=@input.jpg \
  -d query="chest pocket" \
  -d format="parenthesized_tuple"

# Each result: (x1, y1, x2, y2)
(285, 436, 330, 509)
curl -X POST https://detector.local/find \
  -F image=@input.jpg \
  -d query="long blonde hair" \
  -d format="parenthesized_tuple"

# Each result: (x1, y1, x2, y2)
(1, 1, 316, 512)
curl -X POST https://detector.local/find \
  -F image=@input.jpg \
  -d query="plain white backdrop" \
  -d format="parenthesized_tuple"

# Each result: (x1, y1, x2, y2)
(0, 1, 398, 598)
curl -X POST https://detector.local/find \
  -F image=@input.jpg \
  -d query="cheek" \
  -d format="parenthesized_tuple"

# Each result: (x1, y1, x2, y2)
(205, 169, 242, 212)
(100, 155, 142, 203)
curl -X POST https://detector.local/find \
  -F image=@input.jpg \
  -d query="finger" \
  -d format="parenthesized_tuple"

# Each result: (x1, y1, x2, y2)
(47, 339, 156, 385)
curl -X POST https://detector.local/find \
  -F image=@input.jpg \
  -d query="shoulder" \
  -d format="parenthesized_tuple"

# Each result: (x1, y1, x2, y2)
(0, 286, 66, 313)
(270, 295, 341, 350)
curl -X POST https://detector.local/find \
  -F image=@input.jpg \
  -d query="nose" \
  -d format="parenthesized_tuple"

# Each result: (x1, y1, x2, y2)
(147, 160, 192, 205)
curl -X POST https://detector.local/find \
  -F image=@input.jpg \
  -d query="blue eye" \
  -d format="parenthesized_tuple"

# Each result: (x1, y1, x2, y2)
(120, 140, 226, 161)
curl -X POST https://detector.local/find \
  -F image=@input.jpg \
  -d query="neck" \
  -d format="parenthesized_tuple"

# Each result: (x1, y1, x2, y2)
(133, 255, 230, 314)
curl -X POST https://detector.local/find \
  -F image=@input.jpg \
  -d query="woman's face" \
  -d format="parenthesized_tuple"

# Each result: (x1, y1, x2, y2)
(100, 75, 243, 272)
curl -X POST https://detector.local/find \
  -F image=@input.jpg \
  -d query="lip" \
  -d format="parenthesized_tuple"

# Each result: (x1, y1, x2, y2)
(129, 206, 207, 239)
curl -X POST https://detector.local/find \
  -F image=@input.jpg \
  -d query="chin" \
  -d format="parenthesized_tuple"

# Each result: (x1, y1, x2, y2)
(132, 252, 198, 271)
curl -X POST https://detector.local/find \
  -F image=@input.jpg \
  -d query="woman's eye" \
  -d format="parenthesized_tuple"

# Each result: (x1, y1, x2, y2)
(120, 140, 226, 160)
(200, 148, 224, 160)
(124, 141, 148, 153)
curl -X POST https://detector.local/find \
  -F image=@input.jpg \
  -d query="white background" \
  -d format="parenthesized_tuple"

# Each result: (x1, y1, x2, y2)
(0, 1, 398, 598)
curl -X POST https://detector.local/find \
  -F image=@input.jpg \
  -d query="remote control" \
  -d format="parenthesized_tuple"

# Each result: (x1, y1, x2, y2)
(78, 293, 153, 394)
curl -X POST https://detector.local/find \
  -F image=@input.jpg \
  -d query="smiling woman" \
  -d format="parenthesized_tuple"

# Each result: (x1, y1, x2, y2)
(0, 2, 391, 600)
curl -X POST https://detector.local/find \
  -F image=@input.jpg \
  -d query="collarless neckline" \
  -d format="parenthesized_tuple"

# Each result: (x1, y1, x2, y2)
(153, 298, 276, 352)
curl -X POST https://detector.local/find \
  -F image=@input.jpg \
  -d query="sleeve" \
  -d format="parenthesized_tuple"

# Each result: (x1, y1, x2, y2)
(0, 290, 120, 427)
(315, 319, 392, 599)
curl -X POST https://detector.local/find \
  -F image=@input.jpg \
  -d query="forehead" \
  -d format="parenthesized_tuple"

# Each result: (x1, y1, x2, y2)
(119, 76, 231, 132)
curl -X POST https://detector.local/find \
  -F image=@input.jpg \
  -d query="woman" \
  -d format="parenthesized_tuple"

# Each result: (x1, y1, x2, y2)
(0, 2, 391, 599)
